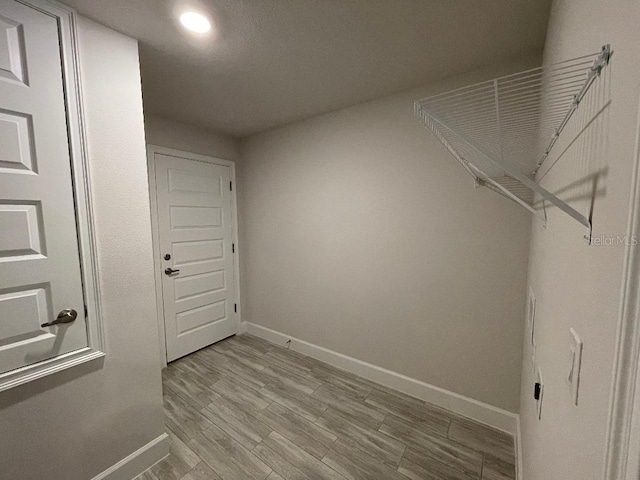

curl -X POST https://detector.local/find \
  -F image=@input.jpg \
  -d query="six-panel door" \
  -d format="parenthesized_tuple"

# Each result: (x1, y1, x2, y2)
(0, 0, 88, 374)
(154, 153, 237, 362)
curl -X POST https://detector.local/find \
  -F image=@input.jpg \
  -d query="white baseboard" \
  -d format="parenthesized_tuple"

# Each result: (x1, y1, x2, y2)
(92, 432, 169, 480)
(238, 320, 248, 334)
(242, 321, 519, 436)
(516, 415, 524, 480)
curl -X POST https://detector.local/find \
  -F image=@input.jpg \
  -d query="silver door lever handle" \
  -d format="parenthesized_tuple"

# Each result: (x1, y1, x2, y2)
(165, 268, 180, 276)
(41, 309, 78, 328)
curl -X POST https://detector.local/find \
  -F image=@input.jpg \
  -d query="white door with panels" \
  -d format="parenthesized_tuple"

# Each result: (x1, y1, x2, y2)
(153, 152, 237, 362)
(0, 0, 88, 374)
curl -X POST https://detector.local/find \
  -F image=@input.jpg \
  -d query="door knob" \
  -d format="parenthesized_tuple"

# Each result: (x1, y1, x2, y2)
(41, 309, 78, 328)
(165, 268, 180, 276)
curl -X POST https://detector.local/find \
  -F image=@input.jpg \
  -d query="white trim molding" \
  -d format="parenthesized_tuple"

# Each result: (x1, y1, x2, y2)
(146, 145, 241, 366)
(516, 415, 524, 480)
(603, 88, 640, 480)
(0, 0, 105, 392)
(91, 433, 169, 480)
(242, 322, 519, 436)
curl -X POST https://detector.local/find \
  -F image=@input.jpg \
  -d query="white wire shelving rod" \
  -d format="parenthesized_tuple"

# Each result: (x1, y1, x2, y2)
(468, 164, 542, 218)
(415, 45, 612, 239)
(533, 44, 612, 173)
(426, 111, 591, 229)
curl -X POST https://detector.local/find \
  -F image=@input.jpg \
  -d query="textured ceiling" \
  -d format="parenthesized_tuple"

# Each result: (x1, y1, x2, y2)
(62, 0, 551, 137)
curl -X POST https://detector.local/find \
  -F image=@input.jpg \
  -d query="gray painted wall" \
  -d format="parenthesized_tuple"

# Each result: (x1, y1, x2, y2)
(144, 114, 240, 161)
(0, 17, 165, 479)
(519, 0, 640, 478)
(237, 60, 536, 413)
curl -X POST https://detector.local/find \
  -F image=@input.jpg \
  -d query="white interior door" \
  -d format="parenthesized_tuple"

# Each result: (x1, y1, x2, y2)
(154, 152, 237, 362)
(0, 0, 88, 374)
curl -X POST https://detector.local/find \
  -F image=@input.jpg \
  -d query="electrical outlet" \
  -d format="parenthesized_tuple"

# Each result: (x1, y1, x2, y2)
(528, 288, 536, 346)
(535, 367, 544, 420)
(568, 328, 583, 406)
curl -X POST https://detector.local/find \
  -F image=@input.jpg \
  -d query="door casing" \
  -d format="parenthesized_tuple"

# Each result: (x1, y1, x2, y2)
(603, 81, 640, 480)
(0, 0, 105, 392)
(147, 145, 241, 366)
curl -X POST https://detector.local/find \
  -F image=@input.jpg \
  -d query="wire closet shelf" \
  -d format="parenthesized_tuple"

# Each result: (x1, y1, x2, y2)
(415, 45, 612, 240)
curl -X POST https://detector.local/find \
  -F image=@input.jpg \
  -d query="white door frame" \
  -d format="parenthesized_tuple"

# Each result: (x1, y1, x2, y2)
(146, 145, 241, 367)
(604, 89, 640, 479)
(0, 0, 105, 392)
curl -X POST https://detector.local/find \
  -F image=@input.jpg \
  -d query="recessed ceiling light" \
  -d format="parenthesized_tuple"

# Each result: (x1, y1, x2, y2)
(180, 11, 211, 34)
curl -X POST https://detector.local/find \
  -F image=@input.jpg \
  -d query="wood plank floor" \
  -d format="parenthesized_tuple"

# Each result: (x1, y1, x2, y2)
(136, 334, 515, 480)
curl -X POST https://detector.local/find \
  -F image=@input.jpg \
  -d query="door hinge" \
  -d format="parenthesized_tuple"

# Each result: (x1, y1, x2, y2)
(84, 305, 88, 318)
(234, 303, 237, 313)
(232, 243, 235, 253)
(230, 181, 233, 191)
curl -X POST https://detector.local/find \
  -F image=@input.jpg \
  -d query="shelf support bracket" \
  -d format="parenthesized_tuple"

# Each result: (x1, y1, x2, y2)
(471, 166, 543, 219)
(416, 46, 610, 241)
(426, 112, 592, 233)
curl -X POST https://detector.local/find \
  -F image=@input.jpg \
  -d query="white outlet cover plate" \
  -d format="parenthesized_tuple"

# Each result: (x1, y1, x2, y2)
(569, 328, 583, 406)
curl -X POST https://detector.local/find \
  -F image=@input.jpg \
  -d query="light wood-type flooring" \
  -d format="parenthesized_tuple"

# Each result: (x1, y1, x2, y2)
(136, 334, 516, 480)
